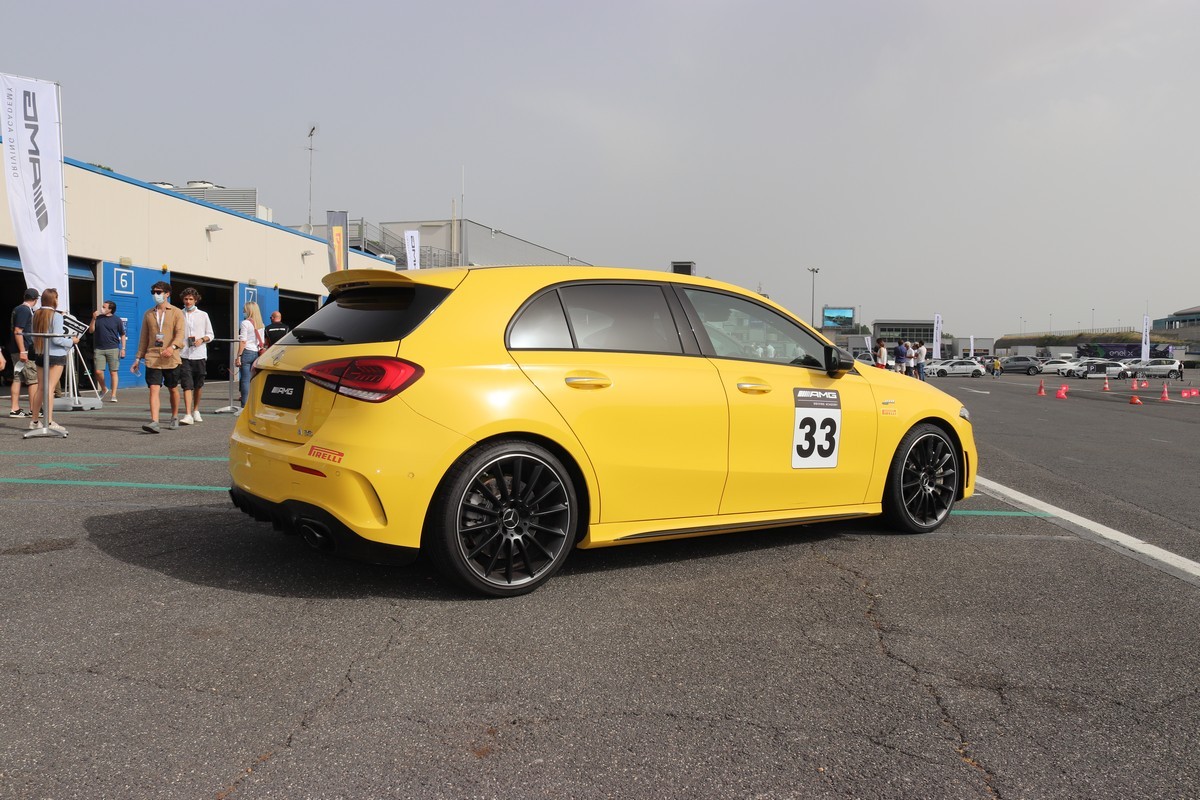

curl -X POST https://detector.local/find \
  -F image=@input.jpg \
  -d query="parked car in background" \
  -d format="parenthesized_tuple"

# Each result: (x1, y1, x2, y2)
(1139, 359, 1184, 379)
(1000, 355, 1042, 375)
(933, 359, 986, 378)
(1040, 358, 1079, 375)
(1073, 360, 1128, 379)
(1066, 358, 1106, 378)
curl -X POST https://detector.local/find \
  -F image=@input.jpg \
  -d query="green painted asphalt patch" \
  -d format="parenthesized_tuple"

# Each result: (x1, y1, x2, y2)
(0, 477, 228, 491)
(0, 451, 225, 461)
(0, 474, 1056, 516)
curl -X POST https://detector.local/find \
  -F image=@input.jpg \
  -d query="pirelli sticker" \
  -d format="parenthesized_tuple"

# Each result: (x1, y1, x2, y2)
(793, 388, 841, 469)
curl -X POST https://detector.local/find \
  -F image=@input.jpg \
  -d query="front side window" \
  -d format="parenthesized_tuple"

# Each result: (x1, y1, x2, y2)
(682, 288, 827, 368)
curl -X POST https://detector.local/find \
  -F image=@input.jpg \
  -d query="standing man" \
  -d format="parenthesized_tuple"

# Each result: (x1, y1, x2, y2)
(263, 310, 290, 347)
(88, 300, 127, 402)
(915, 340, 928, 381)
(131, 280, 185, 433)
(9, 288, 40, 419)
(177, 287, 215, 425)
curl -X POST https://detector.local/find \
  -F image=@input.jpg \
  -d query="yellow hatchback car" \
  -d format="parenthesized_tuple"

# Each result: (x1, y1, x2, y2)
(230, 266, 976, 596)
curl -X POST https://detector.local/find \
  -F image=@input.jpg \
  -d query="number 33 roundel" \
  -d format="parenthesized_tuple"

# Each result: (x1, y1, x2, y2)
(793, 388, 841, 469)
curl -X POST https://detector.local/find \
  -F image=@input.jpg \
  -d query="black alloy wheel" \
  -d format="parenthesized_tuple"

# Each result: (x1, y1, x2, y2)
(883, 424, 960, 534)
(1027, 366, 1039, 375)
(937, 370, 948, 377)
(429, 440, 578, 597)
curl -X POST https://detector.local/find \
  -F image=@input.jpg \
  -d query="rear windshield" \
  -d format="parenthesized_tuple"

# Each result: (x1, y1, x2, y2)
(278, 285, 451, 346)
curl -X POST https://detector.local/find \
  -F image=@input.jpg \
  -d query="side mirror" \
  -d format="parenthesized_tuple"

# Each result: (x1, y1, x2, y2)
(824, 345, 855, 377)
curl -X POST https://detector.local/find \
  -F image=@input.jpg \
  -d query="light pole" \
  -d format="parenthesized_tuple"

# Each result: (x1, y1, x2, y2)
(807, 267, 820, 325)
(1049, 313, 1053, 332)
(1019, 316, 1024, 334)
(1091, 308, 1095, 329)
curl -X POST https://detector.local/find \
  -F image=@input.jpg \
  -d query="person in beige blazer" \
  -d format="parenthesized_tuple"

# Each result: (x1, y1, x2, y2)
(131, 280, 186, 433)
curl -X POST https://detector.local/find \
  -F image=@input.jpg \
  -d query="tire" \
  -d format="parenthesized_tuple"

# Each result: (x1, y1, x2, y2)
(1027, 366, 1038, 375)
(937, 370, 947, 378)
(971, 370, 982, 377)
(1168, 370, 1181, 380)
(883, 424, 960, 534)
(427, 440, 579, 597)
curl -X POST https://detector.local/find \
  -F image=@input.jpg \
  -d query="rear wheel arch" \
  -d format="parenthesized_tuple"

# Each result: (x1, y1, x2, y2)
(423, 432, 593, 549)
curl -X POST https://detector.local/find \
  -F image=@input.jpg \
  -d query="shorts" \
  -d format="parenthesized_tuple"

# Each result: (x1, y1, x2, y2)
(178, 358, 207, 391)
(145, 367, 180, 388)
(48, 355, 67, 368)
(94, 348, 120, 372)
(11, 358, 38, 385)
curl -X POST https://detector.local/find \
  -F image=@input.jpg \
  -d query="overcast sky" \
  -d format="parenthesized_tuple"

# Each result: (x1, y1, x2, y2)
(5, 0, 1198, 338)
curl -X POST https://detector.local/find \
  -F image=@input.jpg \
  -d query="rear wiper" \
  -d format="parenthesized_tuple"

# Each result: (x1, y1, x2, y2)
(290, 327, 345, 342)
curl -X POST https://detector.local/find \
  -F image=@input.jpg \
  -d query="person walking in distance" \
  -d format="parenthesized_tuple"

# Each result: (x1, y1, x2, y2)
(263, 310, 290, 347)
(30, 288, 80, 433)
(893, 340, 907, 373)
(874, 338, 888, 369)
(236, 301, 265, 410)
(87, 300, 127, 402)
(177, 287, 215, 425)
(131, 281, 185, 433)
(9, 288, 40, 418)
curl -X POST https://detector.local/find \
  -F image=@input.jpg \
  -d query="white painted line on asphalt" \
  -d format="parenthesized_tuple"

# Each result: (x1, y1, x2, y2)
(976, 476, 1200, 581)
(961, 388, 991, 394)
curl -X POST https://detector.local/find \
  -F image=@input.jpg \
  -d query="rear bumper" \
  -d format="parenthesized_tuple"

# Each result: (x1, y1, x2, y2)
(229, 486, 419, 566)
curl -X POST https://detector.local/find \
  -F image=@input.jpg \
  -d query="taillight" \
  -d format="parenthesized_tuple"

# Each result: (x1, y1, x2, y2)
(302, 357, 423, 403)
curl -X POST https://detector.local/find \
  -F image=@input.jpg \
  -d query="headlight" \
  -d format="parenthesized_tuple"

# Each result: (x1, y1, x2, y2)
(959, 406, 971, 423)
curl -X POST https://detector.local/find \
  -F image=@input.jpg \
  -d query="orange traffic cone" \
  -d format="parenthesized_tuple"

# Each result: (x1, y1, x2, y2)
(1102, 376, 1111, 391)
(1130, 379, 1138, 390)
(1160, 383, 1170, 402)
(1055, 385, 1068, 399)
(1130, 395, 1143, 405)
(1036, 379, 1046, 396)
(1140, 380, 1149, 389)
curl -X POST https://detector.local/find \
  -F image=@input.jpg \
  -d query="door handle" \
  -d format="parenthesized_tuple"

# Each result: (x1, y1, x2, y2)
(736, 382, 772, 394)
(565, 375, 612, 389)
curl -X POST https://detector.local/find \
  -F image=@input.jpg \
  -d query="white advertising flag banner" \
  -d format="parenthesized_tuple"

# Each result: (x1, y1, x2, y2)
(969, 335, 975, 358)
(405, 230, 420, 269)
(932, 314, 943, 359)
(2, 73, 68, 309)
(1141, 315, 1151, 361)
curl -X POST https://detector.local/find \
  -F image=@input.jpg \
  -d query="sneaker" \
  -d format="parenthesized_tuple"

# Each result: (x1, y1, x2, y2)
(48, 421, 67, 434)
(8, 409, 30, 418)
(169, 417, 180, 430)
(28, 419, 42, 430)
(108, 397, 119, 403)
(142, 421, 160, 434)
(192, 410, 203, 423)
(179, 414, 194, 425)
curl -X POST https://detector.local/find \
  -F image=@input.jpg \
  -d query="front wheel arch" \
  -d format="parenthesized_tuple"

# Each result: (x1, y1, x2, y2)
(882, 422, 962, 534)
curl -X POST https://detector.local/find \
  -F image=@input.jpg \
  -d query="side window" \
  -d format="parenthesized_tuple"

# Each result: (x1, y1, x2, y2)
(682, 288, 826, 368)
(508, 291, 573, 349)
(559, 284, 683, 354)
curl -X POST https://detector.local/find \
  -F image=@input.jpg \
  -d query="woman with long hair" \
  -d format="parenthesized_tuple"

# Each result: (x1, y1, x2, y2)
(30, 288, 80, 433)
(235, 300, 265, 409)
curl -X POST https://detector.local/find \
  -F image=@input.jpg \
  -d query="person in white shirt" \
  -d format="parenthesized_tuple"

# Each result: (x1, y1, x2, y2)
(236, 301, 265, 409)
(915, 340, 928, 381)
(177, 287, 215, 425)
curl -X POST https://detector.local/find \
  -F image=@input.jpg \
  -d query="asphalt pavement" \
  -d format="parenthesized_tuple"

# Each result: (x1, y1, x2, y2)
(2, 374, 1199, 799)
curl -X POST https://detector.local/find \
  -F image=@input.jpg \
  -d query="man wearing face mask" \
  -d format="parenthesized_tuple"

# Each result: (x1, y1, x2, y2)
(131, 280, 185, 433)
(176, 287, 215, 425)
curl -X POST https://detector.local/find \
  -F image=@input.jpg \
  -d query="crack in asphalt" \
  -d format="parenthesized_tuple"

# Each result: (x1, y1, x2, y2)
(215, 612, 413, 797)
(817, 547, 1003, 799)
